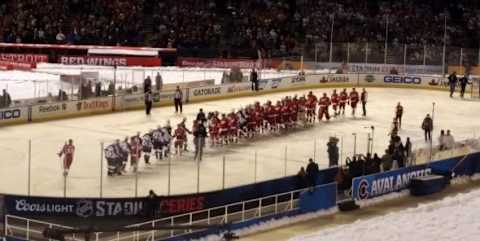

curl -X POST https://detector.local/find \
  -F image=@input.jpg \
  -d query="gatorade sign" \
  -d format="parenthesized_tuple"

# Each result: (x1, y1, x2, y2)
(384, 75, 422, 84)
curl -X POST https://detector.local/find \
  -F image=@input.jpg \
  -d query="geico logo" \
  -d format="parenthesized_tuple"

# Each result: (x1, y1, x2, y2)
(193, 87, 221, 96)
(0, 109, 21, 120)
(39, 105, 60, 112)
(384, 76, 421, 84)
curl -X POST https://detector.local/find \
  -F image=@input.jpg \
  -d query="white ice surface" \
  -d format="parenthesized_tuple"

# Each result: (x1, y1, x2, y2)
(289, 187, 480, 241)
(0, 87, 478, 197)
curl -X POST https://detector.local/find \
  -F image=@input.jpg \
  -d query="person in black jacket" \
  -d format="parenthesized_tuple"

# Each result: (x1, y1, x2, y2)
(448, 72, 457, 97)
(306, 158, 319, 186)
(196, 108, 207, 122)
(250, 68, 259, 91)
(194, 121, 208, 161)
(459, 75, 469, 98)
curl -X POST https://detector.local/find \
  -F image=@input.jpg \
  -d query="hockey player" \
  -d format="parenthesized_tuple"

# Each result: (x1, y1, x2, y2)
(339, 89, 348, 115)
(349, 88, 359, 116)
(208, 113, 220, 146)
(219, 114, 230, 144)
(129, 136, 142, 172)
(395, 102, 404, 129)
(228, 111, 239, 143)
(179, 118, 192, 151)
(152, 126, 164, 160)
(173, 124, 186, 155)
(318, 93, 331, 121)
(142, 131, 154, 164)
(58, 139, 75, 176)
(306, 91, 317, 123)
(161, 127, 172, 158)
(330, 89, 339, 117)
(105, 140, 122, 176)
(119, 137, 130, 172)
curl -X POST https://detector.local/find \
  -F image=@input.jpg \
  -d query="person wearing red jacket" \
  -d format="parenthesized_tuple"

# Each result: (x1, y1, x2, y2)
(331, 89, 340, 117)
(339, 89, 348, 115)
(306, 91, 317, 123)
(349, 88, 359, 116)
(318, 93, 331, 121)
(58, 139, 75, 176)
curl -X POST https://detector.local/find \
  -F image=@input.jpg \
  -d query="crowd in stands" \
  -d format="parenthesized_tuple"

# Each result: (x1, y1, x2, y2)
(1, 0, 479, 58)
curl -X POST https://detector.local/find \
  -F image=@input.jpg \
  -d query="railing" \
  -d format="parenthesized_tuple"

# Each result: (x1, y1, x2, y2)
(4, 215, 80, 241)
(4, 184, 321, 241)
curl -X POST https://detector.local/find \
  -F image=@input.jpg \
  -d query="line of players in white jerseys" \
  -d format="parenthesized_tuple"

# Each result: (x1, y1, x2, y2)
(104, 88, 367, 176)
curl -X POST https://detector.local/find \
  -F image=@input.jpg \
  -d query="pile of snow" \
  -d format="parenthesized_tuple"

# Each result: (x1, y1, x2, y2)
(289, 188, 480, 241)
(195, 208, 338, 241)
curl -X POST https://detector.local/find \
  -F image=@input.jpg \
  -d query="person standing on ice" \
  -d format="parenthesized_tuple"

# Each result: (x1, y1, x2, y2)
(459, 75, 468, 98)
(250, 68, 258, 91)
(145, 91, 153, 116)
(361, 88, 368, 117)
(58, 139, 75, 176)
(421, 114, 433, 142)
(155, 72, 163, 92)
(395, 102, 403, 129)
(174, 86, 183, 113)
(448, 71, 457, 97)
(144, 76, 152, 93)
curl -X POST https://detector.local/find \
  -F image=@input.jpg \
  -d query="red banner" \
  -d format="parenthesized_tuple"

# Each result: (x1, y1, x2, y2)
(0, 53, 48, 64)
(59, 55, 162, 67)
(0, 60, 35, 70)
(178, 57, 279, 69)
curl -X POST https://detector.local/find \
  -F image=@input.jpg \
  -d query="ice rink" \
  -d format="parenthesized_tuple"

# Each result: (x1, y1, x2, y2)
(0, 87, 478, 197)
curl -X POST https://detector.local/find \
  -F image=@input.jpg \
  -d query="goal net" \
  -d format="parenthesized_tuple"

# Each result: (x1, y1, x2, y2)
(471, 78, 480, 98)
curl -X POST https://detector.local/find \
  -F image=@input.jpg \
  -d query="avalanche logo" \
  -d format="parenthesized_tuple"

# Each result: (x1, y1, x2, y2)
(76, 200, 94, 218)
(357, 179, 370, 200)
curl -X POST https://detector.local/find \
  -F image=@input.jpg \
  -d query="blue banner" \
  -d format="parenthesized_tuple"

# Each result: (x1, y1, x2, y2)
(4, 167, 338, 219)
(352, 165, 432, 200)
(298, 182, 337, 212)
(352, 151, 480, 200)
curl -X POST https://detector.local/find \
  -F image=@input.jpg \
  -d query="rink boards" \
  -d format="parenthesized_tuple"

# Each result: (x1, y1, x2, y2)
(0, 73, 450, 126)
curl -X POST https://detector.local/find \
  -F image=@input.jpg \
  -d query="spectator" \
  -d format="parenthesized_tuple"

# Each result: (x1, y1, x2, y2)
(173, 86, 183, 113)
(146, 190, 158, 218)
(306, 158, 319, 186)
(250, 68, 258, 91)
(58, 89, 68, 101)
(327, 137, 339, 167)
(445, 130, 455, 150)
(438, 129, 446, 150)
(404, 137, 412, 165)
(297, 167, 308, 188)
(371, 153, 382, 173)
(95, 82, 102, 97)
(155, 72, 163, 92)
(108, 82, 115, 95)
(1, 89, 12, 107)
(144, 76, 152, 93)
(422, 114, 433, 142)
(381, 149, 393, 171)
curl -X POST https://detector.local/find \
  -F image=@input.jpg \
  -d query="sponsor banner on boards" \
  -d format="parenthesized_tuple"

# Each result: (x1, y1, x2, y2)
(352, 165, 432, 200)
(59, 55, 162, 67)
(5, 196, 144, 218)
(0, 53, 48, 64)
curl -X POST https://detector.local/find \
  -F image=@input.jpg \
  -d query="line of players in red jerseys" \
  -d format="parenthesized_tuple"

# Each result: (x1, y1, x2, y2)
(178, 88, 368, 147)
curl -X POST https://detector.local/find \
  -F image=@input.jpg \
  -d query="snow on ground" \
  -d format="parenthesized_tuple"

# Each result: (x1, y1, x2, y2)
(289, 188, 480, 241)
(0, 63, 329, 100)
